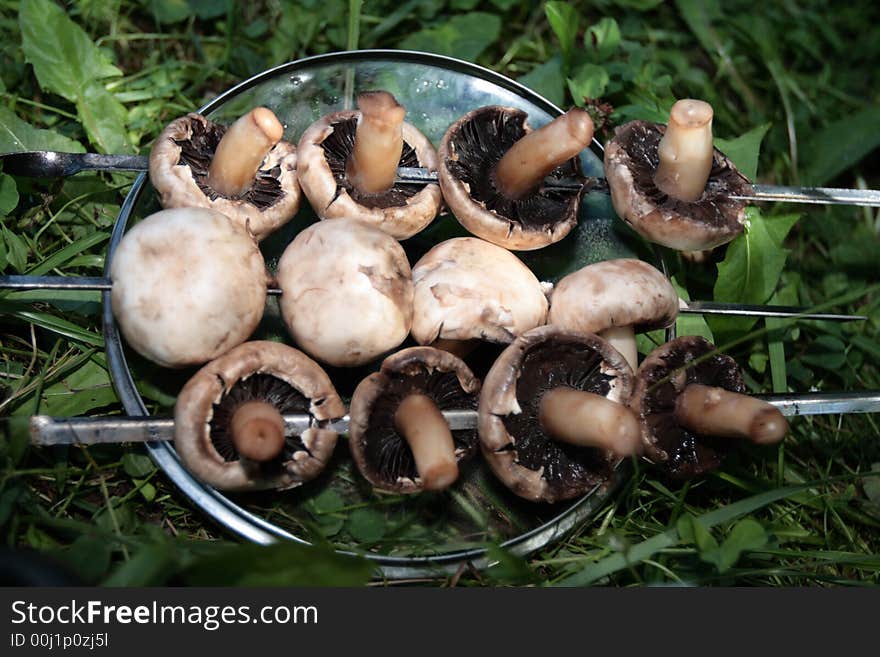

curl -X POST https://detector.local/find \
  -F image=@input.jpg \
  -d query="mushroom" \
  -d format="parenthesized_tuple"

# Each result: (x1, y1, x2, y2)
(411, 237, 551, 354)
(296, 90, 442, 239)
(629, 335, 788, 479)
(174, 341, 346, 491)
(149, 107, 300, 242)
(603, 99, 752, 252)
(109, 207, 267, 368)
(547, 258, 679, 371)
(349, 346, 481, 493)
(438, 106, 594, 251)
(275, 218, 413, 368)
(478, 326, 639, 503)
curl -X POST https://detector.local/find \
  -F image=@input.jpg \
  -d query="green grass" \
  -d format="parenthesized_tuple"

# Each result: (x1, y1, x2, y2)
(1, 0, 878, 586)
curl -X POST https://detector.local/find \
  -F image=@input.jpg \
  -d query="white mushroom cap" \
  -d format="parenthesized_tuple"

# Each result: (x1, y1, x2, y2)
(296, 109, 442, 239)
(548, 259, 678, 335)
(149, 113, 301, 242)
(276, 219, 414, 367)
(109, 208, 268, 368)
(411, 237, 550, 345)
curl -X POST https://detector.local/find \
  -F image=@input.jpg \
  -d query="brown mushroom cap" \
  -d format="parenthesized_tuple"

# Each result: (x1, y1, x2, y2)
(438, 106, 587, 251)
(411, 237, 550, 345)
(109, 207, 268, 369)
(349, 347, 481, 494)
(276, 218, 414, 367)
(173, 341, 346, 492)
(149, 113, 301, 242)
(296, 109, 442, 239)
(604, 120, 752, 251)
(548, 259, 679, 335)
(629, 335, 746, 479)
(478, 325, 634, 503)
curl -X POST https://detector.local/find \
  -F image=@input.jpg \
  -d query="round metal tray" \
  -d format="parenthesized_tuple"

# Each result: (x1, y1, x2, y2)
(102, 50, 652, 579)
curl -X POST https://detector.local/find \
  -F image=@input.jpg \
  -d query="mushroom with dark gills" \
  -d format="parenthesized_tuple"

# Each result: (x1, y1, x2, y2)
(349, 347, 481, 494)
(629, 336, 788, 479)
(109, 207, 268, 369)
(411, 237, 550, 354)
(548, 259, 679, 372)
(603, 99, 753, 252)
(478, 326, 640, 503)
(173, 341, 346, 491)
(275, 218, 413, 368)
(438, 106, 594, 251)
(149, 107, 300, 242)
(296, 90, 442, 239)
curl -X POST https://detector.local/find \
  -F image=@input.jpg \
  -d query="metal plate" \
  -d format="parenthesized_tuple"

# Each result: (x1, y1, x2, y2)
(103, 50, 651, 579)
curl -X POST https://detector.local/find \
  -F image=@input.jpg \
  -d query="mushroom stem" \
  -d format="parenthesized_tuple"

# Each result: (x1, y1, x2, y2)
(230, 400, 286, 462)
(674, 383, 789, 445)
(539, 387, 641, 457)
(653, 99, 714, 203)
(207, 107, 285, 198)
(346, 91, 407, 195)
(393, 394, 459, 490)
(599, 325, 638, 372)
(493, 108, 594, 200)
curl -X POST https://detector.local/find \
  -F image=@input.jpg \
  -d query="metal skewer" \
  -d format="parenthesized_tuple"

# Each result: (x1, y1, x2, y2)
(29, 391, 880, 446)
(4, 152, 880, 208)
(0, 274, 867, 322)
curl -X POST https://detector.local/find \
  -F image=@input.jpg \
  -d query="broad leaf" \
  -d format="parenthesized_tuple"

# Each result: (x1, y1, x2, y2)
(345, 508, 386, 543)
(545, 1, 580, 63)
(702, 518, 767, 573)
(586, 17, 621, 62)
(399, 12, 501, 62)
(710, 209, 800, 336)
(0, 106, 85, 153)
(0, 173, 18, 214)
(20, 0, 122, 100)
(519, 57, 566, 108)
(567, 63, 610, 102)
(78, 81, 131, 154)
(715, 123, 771, 181)
(673, 277, 713, 342)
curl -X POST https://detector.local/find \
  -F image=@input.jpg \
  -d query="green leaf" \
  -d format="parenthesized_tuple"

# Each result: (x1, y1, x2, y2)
(20, 0, 122, 101)
(77, 81, 130, 155)
(519, 57, 566, 108)
(677, 514, 718, 552)
(104, 543, 179, 586)
(710, 209, 800, 336)
(706, 518, 767, 573)
(801, 105, 880, 186)
(55, 535, 113, 584)
(715, 123, 771, 181)
(611, 0, 663, 8)
(398, 12, 501, 62)
(567, 63, 610, 102)
(800, 335, 847, 371)
(183, 541, 374, 586)
(122, 453, 156, 478)
(188, 0, 232, 20)
(865, 464, 880, 508)
(33, 358, 115, 416)
(0, 106, 85, 153)
(143, 0, 191, 24)
(345, 508, 386, 543)
(586, 17, 621, 62)
(0, 174, 18, 215)
(3, 307, 103, 348)
(1, 224, 29, 273)
(545, 2, 580, 63)
(485, 543, 541, 585)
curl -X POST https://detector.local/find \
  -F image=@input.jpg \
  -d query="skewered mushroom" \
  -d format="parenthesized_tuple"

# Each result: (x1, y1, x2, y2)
(438, 106, 594, 251)
(109, 207, 268, 368)
(478, 326, 639, 503)
(296, 90, 442, 239)
(629, 335, 788, 479)
(149, 107, 300, 241)
(604, 99, 752, 252)
(349, 347, 481, 493)
(174, 341, 346, 491)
